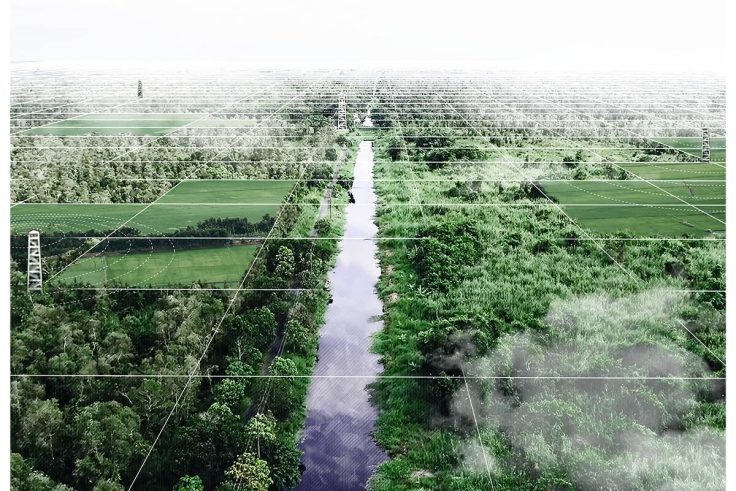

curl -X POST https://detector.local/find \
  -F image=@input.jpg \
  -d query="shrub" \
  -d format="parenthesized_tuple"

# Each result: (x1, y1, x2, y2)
(412, 219, 483, 292)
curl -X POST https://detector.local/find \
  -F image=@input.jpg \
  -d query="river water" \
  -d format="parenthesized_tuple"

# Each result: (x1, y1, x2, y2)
(297, 140, 388, 489)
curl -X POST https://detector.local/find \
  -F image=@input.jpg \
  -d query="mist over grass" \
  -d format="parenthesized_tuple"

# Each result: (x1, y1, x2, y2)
(448, 288, 725, 489)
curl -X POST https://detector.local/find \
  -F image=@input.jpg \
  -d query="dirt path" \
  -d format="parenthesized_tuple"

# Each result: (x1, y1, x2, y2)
(256, 146, 349, 379)
(310, 147, 347, 238)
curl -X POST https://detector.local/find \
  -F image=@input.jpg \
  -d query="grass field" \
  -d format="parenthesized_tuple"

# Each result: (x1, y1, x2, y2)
(619, 162, 725, 180)
(11, 180, 294, 233)
(24, 113, 259, 136)
(13, 180, 293, 287)
(652, 137, 726, 162)
(542, 178, 725, 236)
(158, 180, 295, 203)
(55, 244, 258, 287)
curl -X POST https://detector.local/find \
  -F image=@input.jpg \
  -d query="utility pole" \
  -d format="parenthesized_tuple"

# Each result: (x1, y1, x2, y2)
(27, 230, 43, 292)
(337, 94, 347, 132)
(138, 80, 143, 98)
(701, 127, 710, 162)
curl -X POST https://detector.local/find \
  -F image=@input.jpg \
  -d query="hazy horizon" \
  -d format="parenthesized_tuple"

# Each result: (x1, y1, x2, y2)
(11, 0, 728, 72)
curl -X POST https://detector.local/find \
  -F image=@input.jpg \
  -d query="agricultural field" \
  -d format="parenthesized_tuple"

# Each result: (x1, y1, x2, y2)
(55, 244, 258, 287)
(23, 113, 261, 136)
(618, 161, 725, 180)
(11, 201, 283, 234)
(541, 178, 726, 236)
(11, 180, 296, 287)
(12, 179, 293, 233)
(653, 136, 727, 162)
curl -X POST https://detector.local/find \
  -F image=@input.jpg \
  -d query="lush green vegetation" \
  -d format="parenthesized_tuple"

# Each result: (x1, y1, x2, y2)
(10, 73, 726, 490)
(368, 92, 725, 490)
(541, 180, 725, 236)
(12, 203, 284, 234)
(11, 180, 300, 287)
(10, 181, 352, 490)
(11, 180, 294, 234)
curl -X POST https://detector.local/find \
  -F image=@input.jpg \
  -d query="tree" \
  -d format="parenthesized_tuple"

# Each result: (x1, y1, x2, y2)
(174, 475, 204, 491)
(264, 357, 297, 420)
(73, 401, 143, 486)
(245, 412, 276, 458)
(224, 452, 272, 491)
(213, 378, 247, 410)
(11, 453, 73, 491)
(274, 246, 295, 282)
(265, 434, 303, 490)
(386, 135, 406, 161)
(17, 398, 64, 467)
(171, 402, 247, 486)
(324, 147, 338, 161)
(284, 319, 312, 355)
(243, 307, 277, 351)
(92, 480, 125, 491)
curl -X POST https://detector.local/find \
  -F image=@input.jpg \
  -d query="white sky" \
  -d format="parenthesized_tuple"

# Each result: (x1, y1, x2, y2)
(9, 0, 729, 70)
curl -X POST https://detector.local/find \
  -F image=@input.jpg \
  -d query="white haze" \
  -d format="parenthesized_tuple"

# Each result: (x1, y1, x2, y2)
(11, 0, 727, 72)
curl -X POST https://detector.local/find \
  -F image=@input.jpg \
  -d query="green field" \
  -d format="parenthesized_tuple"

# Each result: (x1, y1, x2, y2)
(55, 244, 258, 287)
(24, 113, 258, 136)
(542, 179, 725, 236)
(619, 162, 725, 180)
(12, 180, 293, 287)
(11, 180, 294, 234)
(652, 137, 726, 162)
(159, 180, 295, 203)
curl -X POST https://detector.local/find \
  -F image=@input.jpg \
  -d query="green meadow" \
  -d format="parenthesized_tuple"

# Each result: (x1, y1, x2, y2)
(11, 180, 293, 233)
(542, 178, 725, 236)
(653, 136, 726, 162)
(619, 162, 725, 180)
(12, 179, 295, 287)
(55, 244, 258, 287)
(23, 113, 259, 136)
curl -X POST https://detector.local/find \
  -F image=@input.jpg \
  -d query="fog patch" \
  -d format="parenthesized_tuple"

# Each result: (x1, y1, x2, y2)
(445, 288, 724, 489)
(458, 438, 498, 475)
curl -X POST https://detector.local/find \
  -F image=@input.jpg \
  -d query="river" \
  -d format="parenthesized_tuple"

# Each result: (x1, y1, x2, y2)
(297, 139, 388, 489)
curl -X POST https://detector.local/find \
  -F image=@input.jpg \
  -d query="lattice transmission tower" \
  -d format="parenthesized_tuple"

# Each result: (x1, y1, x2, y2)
(701, 127, 710, 163)
(337, 94, 347, 132)
(27, 230, 43, 292)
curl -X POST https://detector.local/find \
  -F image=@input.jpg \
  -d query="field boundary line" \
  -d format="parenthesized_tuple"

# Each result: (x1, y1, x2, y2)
(9, 373, 725, 380)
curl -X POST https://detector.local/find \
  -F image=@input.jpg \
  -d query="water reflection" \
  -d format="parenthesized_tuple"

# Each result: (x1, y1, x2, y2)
(298, 141, 388, 490)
